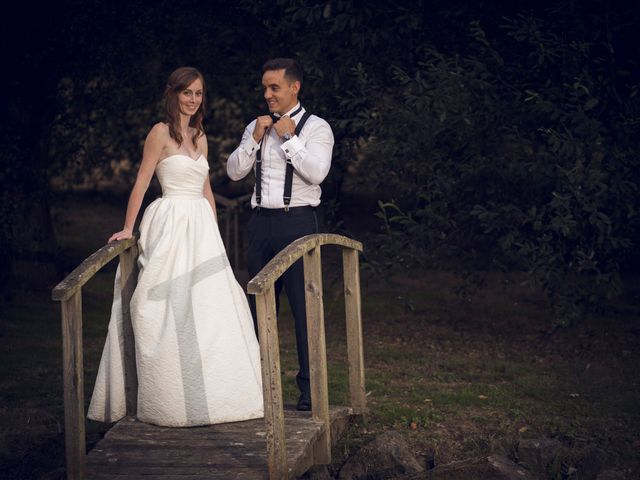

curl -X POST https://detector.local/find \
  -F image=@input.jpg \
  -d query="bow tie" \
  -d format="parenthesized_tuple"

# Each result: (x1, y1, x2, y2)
(270, 105, 303, 124)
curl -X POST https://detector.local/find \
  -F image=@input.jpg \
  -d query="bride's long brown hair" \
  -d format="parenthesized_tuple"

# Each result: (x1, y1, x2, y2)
(163, 67, 206, 148)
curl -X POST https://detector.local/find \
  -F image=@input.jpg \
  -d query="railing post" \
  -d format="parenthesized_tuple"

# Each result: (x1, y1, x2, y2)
(61, 289, 85, 480)
(342, 248, 366, 414)
(256, 285, 288, 480)
(224, 209, 231, 258)
(233, 207, 240, 269)
(304, 244, 331, 464)
(119, 245, 139, 415)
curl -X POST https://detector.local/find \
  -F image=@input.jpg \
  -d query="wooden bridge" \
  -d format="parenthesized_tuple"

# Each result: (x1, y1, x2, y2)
(52, 206, 366, 480)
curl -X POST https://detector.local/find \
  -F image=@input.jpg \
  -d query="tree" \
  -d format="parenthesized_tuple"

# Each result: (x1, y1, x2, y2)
(2, 0, 637, 327)
(0, 0, 266, 293)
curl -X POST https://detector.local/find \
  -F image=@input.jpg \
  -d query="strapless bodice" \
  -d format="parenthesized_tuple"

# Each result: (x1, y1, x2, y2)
(155, 154, 209, 198)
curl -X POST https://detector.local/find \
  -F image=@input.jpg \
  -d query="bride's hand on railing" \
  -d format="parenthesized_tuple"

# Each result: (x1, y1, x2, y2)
(109, 228, 133, 243)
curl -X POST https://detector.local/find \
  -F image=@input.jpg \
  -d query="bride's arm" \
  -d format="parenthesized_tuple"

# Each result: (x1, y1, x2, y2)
(109, 125, 164, 242)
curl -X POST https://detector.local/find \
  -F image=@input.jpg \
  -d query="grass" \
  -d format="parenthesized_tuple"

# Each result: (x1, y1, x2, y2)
(0, 271, 118, 479)
(329, 271, 640, 472)
(1, 194, 639, 478)
(278, 265, 639, 475)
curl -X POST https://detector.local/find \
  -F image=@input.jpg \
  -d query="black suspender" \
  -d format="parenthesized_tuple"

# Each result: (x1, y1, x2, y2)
(255, 141, 263, 204)
(283, 111, 311, 210)
(255, 109, 312, 209)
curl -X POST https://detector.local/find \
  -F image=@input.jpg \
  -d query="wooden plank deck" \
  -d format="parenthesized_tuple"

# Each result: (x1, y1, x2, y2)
(85, 405, 353, 479)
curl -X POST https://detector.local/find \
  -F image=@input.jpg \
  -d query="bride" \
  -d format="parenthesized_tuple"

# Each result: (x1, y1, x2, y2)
(88, 67, 263, 427)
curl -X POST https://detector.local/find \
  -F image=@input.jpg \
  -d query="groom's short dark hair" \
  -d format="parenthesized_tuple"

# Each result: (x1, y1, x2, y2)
(263, 57, 303, 85)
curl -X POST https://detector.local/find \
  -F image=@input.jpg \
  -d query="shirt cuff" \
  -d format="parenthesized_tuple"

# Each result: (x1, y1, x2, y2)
(280, 135, 304, 158)
(242, 136, 260, 156)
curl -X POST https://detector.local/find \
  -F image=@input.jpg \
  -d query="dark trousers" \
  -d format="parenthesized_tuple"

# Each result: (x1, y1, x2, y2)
(246, 207, 319, 396)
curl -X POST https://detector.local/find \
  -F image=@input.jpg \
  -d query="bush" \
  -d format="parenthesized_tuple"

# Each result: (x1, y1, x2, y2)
(344, 7, 639, 325)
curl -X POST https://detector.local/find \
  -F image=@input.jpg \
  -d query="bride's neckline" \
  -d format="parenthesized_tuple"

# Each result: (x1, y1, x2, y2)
(159, 153, 205, 163)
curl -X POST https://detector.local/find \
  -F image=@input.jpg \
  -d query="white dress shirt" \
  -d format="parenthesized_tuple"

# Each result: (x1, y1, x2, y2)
(227, 103, 334, 208)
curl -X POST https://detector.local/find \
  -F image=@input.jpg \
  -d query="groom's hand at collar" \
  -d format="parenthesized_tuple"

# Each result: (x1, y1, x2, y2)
(274, 115, 296, 140)
(252, 115, 273, 143)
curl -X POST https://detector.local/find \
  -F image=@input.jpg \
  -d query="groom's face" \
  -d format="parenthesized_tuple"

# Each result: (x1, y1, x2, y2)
(262, 68, 300, 115)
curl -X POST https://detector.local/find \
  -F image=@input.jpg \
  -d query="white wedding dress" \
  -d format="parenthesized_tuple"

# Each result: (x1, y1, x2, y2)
(88, 154, 264, 427)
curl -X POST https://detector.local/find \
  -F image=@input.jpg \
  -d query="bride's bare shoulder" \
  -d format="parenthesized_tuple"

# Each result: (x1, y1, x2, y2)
(150, 122, 170, 135)
(145, 122, 171, 144)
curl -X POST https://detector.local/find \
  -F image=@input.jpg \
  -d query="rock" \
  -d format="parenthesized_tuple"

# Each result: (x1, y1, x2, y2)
(301, 465, 334, 480)
(36, 468, 66, 480)
(575, 445, 614, 480)
(426, 455, 536, 480)
(490, 436, 518, 459)
(338, 431, 424, 480)
(487, 455, 538, 480)
(386, 472, 428, 480)
(517, 437, 562, 475)
(596, 469, 627, 480)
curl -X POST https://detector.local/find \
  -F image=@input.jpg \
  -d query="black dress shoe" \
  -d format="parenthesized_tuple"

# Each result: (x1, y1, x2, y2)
(296, 392, 312, 411)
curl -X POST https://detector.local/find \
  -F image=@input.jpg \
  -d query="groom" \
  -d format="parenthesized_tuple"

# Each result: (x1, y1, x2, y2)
(227, 58, 334, 411)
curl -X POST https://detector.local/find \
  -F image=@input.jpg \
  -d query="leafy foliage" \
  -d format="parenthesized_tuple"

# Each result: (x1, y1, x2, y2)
(2, 0, 638, 325)
(329, 2, 640, 324)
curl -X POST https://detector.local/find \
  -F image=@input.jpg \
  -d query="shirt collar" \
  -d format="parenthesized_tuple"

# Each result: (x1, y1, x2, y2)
(275, 102, 302, 119)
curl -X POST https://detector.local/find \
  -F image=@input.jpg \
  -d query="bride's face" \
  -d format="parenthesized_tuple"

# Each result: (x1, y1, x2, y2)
(178, 78, 204, 117)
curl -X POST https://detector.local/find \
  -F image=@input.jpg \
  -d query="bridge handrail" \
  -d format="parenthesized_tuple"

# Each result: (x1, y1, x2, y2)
(247, 233, 363, 295)
(248, 233, 366, 479)
(52, 236, 138, 301)
(213, 191, 251, 209)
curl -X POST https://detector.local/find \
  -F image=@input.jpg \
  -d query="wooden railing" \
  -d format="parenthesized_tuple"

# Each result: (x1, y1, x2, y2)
(52, 220, 364, 480)
(214, 192, 251, 269)
(51, 193, 248, 479)
(52, 235, 140, 480)
(247, 233, 366, 480)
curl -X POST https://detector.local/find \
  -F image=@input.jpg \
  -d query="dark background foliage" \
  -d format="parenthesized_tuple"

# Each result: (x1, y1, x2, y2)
(1, 0, 638, 325)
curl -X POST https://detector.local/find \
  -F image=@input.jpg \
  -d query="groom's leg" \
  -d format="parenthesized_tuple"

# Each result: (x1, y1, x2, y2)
(273, 209, 319, 400)
(246, 211, 276, 335)
(282, 256, 310, 395)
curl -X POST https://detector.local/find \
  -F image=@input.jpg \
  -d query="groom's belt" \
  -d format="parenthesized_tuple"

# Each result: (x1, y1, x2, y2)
(254, 206, 316, 216)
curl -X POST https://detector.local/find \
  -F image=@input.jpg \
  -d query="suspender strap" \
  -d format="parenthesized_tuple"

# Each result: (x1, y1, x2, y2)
(255, 140, 263, 205)
(283, 111, 312, 209)
(294, 111, 311, 137)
